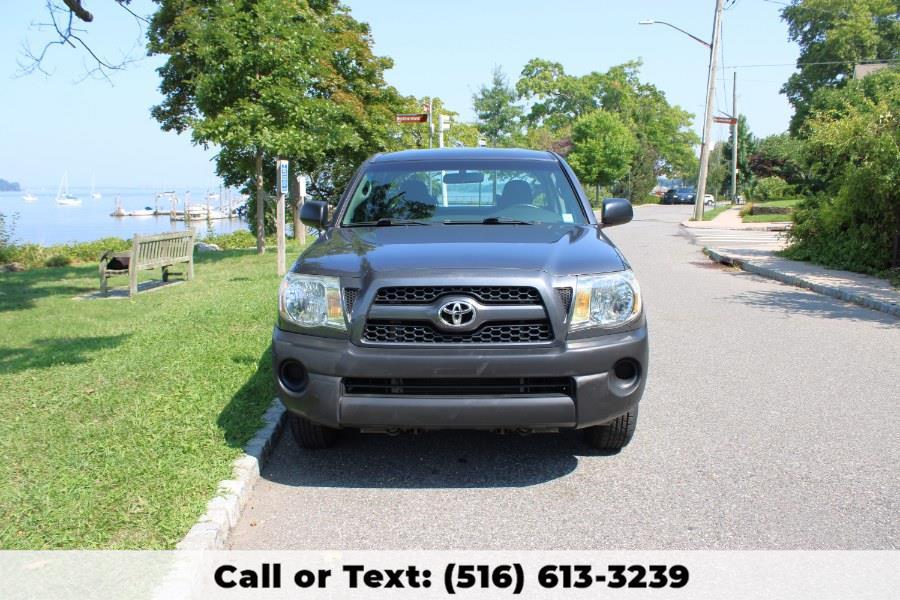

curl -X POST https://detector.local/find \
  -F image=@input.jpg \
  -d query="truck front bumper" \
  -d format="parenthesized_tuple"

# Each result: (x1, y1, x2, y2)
(272, 325, 648, 430)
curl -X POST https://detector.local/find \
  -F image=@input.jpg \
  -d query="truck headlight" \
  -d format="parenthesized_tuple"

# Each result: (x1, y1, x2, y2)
(570, 270, 641, 330)
(279, 273, 346, 330)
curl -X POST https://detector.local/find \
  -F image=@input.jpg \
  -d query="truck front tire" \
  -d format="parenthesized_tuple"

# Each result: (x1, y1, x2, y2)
(584, 407, 638, 450)
(288, 412, 339, 449)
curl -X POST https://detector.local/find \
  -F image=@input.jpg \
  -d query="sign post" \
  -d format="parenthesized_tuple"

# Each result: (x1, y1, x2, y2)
(276, 159, 288, 276)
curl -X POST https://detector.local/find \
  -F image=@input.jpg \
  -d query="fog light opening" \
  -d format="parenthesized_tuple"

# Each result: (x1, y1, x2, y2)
(612, 359, 640, 387)
(279, 360, 309, 393)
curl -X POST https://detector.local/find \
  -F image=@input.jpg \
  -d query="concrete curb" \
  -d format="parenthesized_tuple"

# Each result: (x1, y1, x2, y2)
(175, 399, 287, 550)
(704, 248, 900, 318)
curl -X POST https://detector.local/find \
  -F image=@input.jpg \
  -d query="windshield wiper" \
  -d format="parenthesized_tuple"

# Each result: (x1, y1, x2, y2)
(344, 218, 429, 227)
(443, 217, 533, 225)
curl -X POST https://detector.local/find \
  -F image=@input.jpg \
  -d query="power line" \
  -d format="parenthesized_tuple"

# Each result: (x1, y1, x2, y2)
(725, 58, 900, 69)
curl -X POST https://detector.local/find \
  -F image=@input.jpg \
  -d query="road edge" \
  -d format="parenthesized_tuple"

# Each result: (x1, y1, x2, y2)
(704, 248, 900, 318)
(175, 399, 287, 550)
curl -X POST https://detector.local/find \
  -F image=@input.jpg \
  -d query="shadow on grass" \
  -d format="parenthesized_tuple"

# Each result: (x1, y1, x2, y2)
(0, 265, 94, 312)
(0, 334, 130, 373)
(217, 347, 277, 448)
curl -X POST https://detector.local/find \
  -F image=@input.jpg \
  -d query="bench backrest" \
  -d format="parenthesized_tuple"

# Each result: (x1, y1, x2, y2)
(131, 231, 195, 269)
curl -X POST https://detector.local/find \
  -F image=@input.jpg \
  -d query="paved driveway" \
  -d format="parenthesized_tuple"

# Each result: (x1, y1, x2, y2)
(230, 205, 899, 550)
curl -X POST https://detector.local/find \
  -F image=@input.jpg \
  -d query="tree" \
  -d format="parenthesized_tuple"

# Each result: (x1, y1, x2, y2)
(567, 110, 637, 202)
(472, 67, 523, 146)
(149, 0, 404, 253)
(780, 0, 900, 133)
(515, 60, 698, 201)
(720, 114, 757, 196)
(751, 132, 807, 188)
(20, 1, 148, 80)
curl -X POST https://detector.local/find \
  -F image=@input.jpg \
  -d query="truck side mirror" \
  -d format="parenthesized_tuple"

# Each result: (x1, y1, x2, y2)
(601, 197, 633, 227)
(300, 200, 329, 229)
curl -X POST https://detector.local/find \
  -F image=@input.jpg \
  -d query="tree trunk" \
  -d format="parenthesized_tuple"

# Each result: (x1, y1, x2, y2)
(255, 149, 265, 255)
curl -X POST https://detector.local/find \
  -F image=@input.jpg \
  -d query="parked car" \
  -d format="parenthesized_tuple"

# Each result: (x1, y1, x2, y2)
(275, 148, 648, 450)
(704, 193, 716, 206)
(662, 187, 696, 204)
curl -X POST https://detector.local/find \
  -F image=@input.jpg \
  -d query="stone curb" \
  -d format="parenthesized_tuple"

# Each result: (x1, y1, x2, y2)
(175, 399, 287, 550)
(704, 248, 900, 318)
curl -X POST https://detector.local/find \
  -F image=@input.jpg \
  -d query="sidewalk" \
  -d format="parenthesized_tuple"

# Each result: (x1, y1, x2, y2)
(705, 247, 900, 318)
(682, 206, 792, 231)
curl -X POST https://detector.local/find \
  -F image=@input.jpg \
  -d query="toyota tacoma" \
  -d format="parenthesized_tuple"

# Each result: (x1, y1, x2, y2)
(274, 148, 648, 450)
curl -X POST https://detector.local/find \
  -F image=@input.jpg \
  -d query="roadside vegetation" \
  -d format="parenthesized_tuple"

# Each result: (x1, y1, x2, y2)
(0, 242, 306, 548)
(0, 227, 274, 270)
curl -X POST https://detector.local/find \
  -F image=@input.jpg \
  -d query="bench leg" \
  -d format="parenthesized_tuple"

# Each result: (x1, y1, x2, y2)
(162, 266, 169, 282)
(128, 267, 138, 298)
(187, 256, 194, 281)
(100, 275, 108, 296)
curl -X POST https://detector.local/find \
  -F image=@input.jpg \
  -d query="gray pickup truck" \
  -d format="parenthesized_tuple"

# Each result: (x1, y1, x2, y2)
(274, 148, 647, 450)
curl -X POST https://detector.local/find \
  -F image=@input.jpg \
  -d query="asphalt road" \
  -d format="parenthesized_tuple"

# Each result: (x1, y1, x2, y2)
(229, 205, 899, 550)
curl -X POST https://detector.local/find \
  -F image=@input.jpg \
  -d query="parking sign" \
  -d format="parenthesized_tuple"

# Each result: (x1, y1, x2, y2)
(279, 160, 289, 195)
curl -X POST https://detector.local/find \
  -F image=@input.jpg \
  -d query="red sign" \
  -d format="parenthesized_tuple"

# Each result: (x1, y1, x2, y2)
(396, 113, 429, 124)
(713, 116, 737, 125)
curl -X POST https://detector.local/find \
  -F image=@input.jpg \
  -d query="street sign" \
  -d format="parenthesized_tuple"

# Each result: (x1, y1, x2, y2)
(396, 113, 429, 124)
(713, 116, 737, 125)
(279, 160, 289, 195)
(439, 114, 451, 131)
(297, 174, 306, 198)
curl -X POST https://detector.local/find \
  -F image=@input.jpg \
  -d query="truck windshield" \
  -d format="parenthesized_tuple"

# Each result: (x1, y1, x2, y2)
(340, 159, 588, 226)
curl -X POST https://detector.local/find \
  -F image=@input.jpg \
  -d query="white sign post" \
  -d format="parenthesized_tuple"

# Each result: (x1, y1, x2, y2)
(276, 159, 288, 276)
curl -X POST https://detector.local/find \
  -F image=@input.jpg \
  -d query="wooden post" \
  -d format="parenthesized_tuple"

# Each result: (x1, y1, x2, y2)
(276, 159, 287, 276)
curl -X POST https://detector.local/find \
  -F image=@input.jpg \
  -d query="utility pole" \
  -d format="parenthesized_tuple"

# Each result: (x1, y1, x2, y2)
(693, 0, 725, 221)
(730, 72, 739, 203)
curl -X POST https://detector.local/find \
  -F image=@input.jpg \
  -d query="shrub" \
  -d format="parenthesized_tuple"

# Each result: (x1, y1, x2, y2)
(44, 255, 72, 268)
(202, 229, 258, 249)
(785, 69, 899, 275)
(752, 176, 793, 201)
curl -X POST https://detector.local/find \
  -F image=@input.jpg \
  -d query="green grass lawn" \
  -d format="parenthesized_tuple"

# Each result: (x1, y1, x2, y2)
(702, 205, 731, 221)
(0, 243, 306, 548)
(742, 212, 796, 223)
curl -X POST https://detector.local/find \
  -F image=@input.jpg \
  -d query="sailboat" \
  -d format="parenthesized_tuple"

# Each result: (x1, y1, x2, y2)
(22, 191, 38, 202)
(55, 172, 81, 206)
(90, 174, 102, 200)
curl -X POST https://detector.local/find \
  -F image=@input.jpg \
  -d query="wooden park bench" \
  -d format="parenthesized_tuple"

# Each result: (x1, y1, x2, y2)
(99, 231, 195, 297)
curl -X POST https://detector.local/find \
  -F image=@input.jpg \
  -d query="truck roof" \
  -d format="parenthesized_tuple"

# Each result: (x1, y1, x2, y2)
(370, 147, 558, 163)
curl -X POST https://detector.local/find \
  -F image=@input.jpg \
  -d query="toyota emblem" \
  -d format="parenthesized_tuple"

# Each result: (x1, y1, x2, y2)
(438, 300, 476, 327)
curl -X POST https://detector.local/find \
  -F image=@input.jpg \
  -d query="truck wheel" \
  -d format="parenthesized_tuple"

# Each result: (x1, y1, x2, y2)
(584, 407, 638, 450)
(288, 413, 338, 449)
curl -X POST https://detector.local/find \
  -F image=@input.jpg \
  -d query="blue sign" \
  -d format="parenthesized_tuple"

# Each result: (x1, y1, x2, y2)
(279, 161, 289, 195)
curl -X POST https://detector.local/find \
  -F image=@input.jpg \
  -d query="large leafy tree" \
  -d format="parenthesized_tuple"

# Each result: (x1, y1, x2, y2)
(148, 0, 405, 252)
(567, 110, 637, 201)
(472, 67, 523, 146)
(516, 60, 697, 201)
(781, 0, 900, 133)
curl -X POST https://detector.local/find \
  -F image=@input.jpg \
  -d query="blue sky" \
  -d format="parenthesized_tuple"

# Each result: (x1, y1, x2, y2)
(0, 0, 799, 188)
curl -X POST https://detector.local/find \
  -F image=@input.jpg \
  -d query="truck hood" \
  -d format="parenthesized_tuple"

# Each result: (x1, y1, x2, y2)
(294, 224, 627, 277)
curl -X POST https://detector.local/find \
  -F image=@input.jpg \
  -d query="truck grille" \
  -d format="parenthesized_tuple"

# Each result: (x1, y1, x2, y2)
(363, 321, 552, 344)
(344, 377, 575, 397)
(375, 286, 540, 305)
